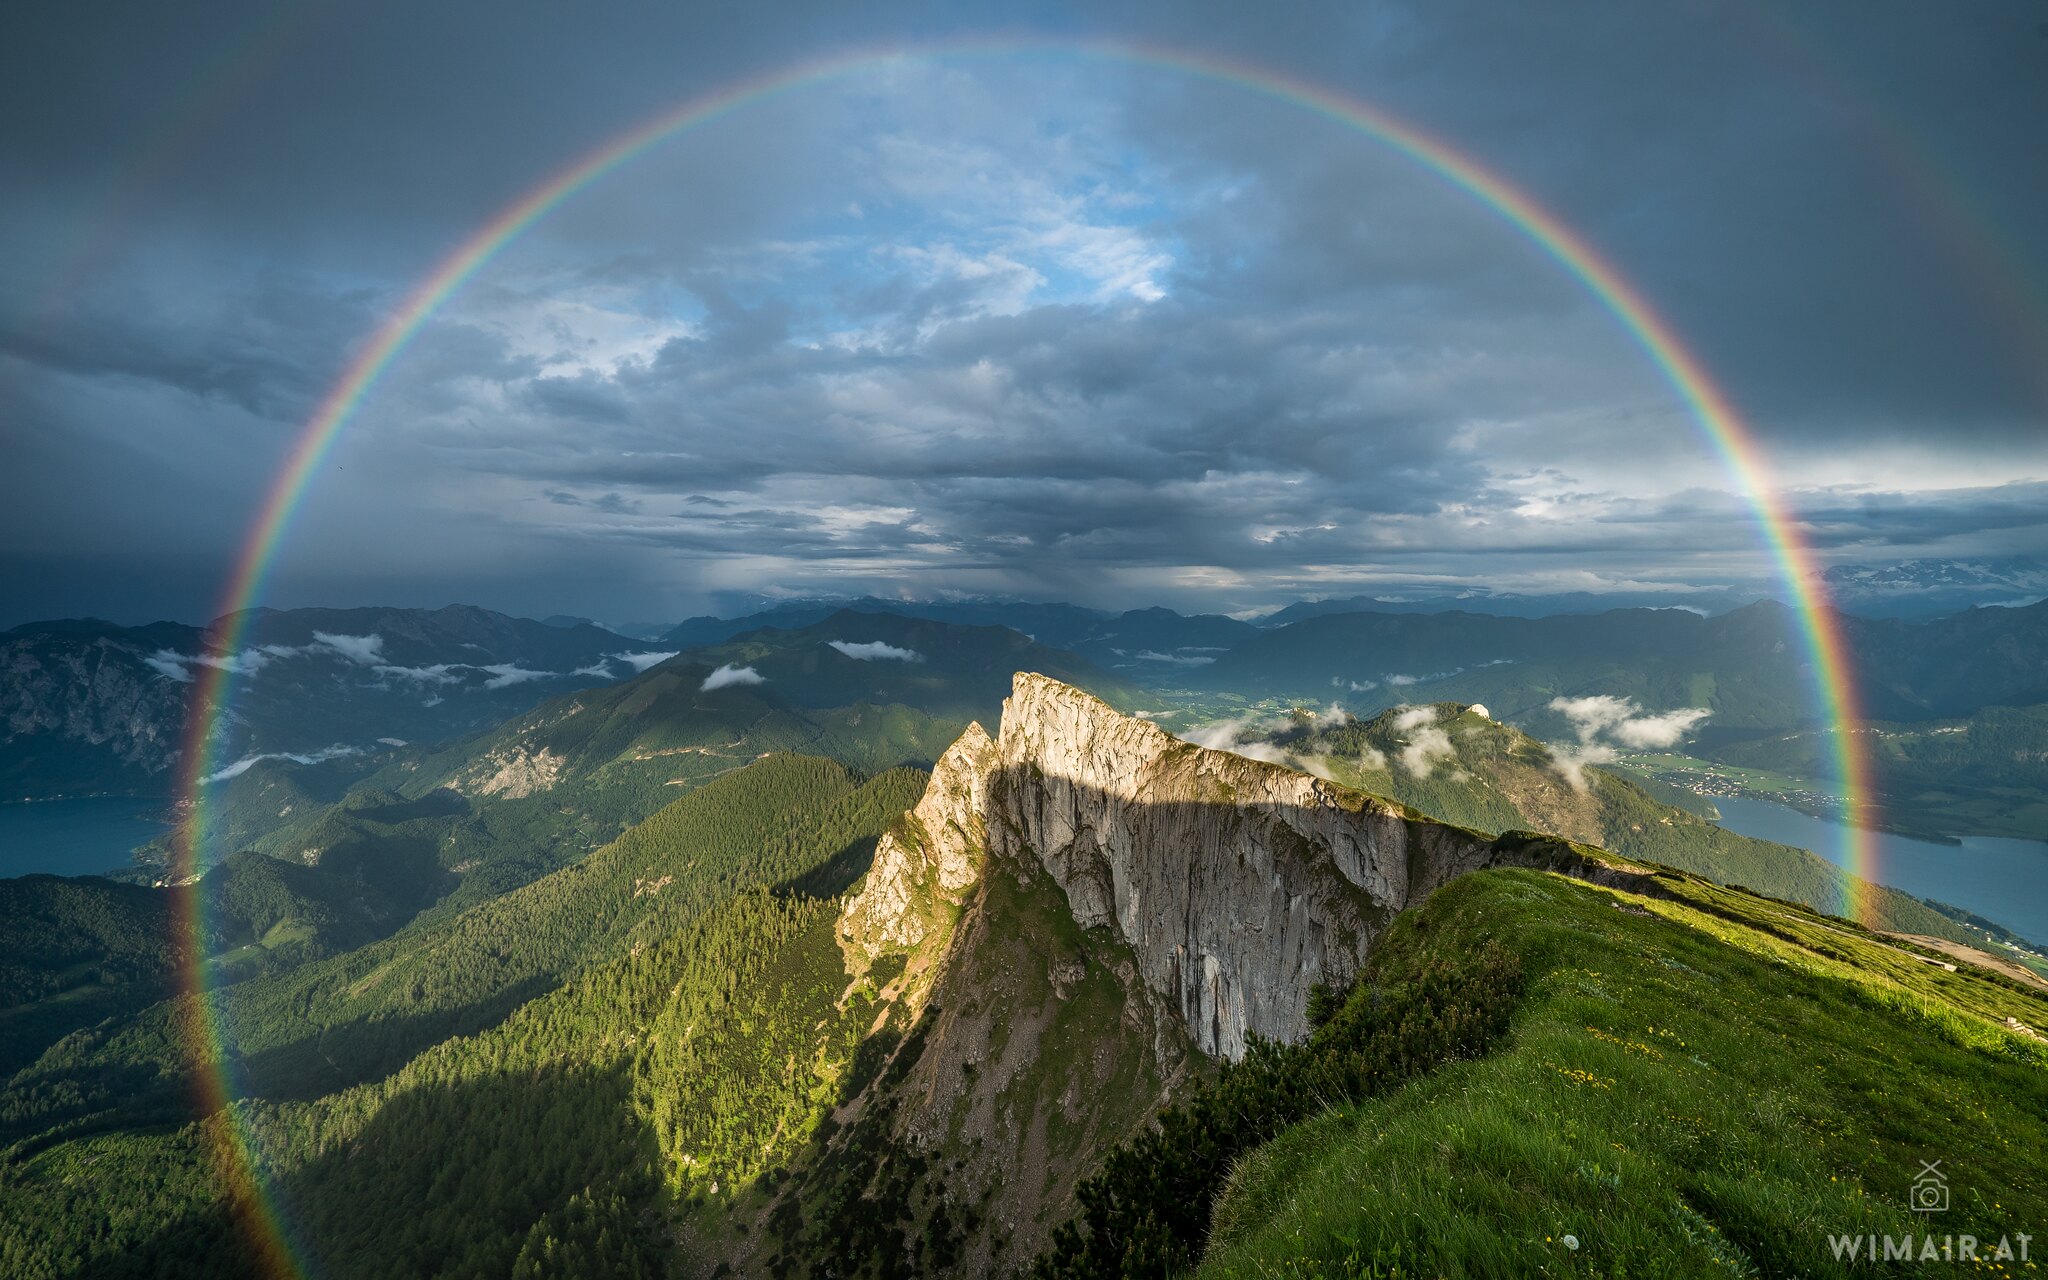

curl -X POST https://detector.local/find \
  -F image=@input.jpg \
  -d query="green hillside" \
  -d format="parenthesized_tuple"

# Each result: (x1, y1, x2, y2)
(0, 850, 422, 1078)
(151, 612, 1128, 901)
(0, 752, 923, 1279)
(0, 756, 919, 1154)
(1183, 867, 2048, 1277)
(6, 694, 2044, 1278)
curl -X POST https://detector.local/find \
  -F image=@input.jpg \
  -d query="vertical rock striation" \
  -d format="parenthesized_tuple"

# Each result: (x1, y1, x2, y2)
(817, 671, 1625, 1272)
(841, 672, 1567, 1059)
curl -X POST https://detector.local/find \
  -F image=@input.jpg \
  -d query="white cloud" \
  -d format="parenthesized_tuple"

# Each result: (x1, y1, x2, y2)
(314, 632, 386, 664)
(1547, 742, 1620, 792)
(701, 663, 766, 691)
(143, 648, 274, 681)
(480, 664, 554, 690)
(1609, 707, 1713, 749)
(828, 640, 924, 662)
(374, 663, 464, 685)
(203, 744, 360, 784)
(1549, 694, 1710, 749)
(1544, 693, 1711, 790)
(612, 650, 677, 673)
(376, 737, 408, 747)
(145, 651, 193, 682)
(1390, 705, 1457, 777)
(1133, 649, 1215, 666)
(1178, 714, 1294, 767)
(1391, 706, 1437, 732)
(1469, 703, 1492, 720)
(1384, 668, 1465, 688)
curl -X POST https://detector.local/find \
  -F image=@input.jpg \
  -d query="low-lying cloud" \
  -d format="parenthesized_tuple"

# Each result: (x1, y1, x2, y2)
(480, 664, 553, 690)
(1391, 705, 1458, 778)
(203, 744, 360, 784)
(827, 640, 924, 662)
(612, 650, 678, 673)
(1134, 649, 1215, 666)
(312, 632, 385, 665)
(1178, 714, 1294, 767)
(146, 632, 393, 683)
(701, 663, 766, 690)
(374, 662, 465, 686)
(1550, 695, 1712, 750)
(1545, 693, 1711, 790)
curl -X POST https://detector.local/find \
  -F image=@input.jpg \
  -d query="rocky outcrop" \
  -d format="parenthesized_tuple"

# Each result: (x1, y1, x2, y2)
(841, 672, 1550, 1059)
(839, 721, 995, 974)
(817, 672, 1623, 1273)
(457, 745, 566, 799)
(0, 630, 196, 795)
(797, 671, 1665, 1277)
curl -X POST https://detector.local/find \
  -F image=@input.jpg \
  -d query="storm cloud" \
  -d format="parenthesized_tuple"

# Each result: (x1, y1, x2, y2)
(2, 0, 2043, 624)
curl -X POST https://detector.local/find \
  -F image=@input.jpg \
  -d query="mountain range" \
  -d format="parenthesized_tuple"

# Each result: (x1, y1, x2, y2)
(9, 595, 2043, 862)
(0, 606, 662, 801)
(1193, 598, 2048, 729)
(4, 673, 2042, 1277)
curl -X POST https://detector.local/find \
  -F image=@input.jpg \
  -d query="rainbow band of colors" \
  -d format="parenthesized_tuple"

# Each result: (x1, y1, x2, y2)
(172, 40, 1873, 1278)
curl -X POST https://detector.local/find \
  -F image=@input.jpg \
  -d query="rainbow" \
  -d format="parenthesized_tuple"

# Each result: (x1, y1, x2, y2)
(171, 40, 1876, 1275)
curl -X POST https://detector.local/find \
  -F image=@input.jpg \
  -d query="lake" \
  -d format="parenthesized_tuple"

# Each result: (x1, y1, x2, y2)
(0, 796, 171, 879)
(1712, 794, 2048, 945)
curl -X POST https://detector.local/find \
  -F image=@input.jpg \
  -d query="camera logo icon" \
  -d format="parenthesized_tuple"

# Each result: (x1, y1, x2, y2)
(1910, 1161, 1949, 1214)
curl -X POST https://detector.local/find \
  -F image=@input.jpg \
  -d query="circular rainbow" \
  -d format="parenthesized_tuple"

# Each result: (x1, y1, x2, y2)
(169, 40, 1876, 1277)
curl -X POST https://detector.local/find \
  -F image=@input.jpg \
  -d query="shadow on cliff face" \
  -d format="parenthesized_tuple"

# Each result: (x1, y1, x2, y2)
(755, 757, 1673, 1278)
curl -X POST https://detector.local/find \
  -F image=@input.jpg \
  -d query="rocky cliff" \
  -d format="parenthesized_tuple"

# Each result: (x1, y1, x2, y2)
(810, 672, 1616, 1272)
(842, 671, 1550, 1059)
(0, 625, 198, 796)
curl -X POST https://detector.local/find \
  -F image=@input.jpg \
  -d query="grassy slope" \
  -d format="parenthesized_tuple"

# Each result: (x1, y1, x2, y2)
(1199, 868, 2048, 1278)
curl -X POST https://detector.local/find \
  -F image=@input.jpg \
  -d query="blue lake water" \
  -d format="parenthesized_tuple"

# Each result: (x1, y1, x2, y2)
(1711, 794, 2048, 945)
(0, 796, 171, 879)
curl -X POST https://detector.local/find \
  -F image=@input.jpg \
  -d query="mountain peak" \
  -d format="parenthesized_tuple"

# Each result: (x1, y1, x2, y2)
(841, 672, 1609, 1059)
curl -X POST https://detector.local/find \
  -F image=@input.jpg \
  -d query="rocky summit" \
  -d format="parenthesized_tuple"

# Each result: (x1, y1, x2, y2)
(821, 672, 1627, 1268)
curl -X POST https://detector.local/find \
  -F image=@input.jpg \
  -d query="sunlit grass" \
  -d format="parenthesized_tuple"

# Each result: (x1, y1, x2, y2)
(1199, 869, 2048, 1278)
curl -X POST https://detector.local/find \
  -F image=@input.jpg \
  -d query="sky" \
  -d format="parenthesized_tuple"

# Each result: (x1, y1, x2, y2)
(2, 0, 2044, 626)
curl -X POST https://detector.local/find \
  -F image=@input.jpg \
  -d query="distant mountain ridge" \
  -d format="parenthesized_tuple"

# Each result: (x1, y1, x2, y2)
(1196, 598, 2048, 728)
(662, 597, 1256, 677)
(1255, 557, 2048, 623)
(0, 604, 652, 801)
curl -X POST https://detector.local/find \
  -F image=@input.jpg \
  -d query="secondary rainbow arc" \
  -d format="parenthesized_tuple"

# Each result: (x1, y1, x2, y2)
(170, 40, 1876, 1279)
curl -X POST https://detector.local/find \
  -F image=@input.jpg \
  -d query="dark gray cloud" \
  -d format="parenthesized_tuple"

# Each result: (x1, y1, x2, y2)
(1, 0, 2043, 625)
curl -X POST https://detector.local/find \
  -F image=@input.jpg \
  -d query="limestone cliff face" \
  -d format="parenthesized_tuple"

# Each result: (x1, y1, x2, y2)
(841, 672, 1521, 1059)
(838, 720, 996, 979)
(815, 672, 1621, 1273)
